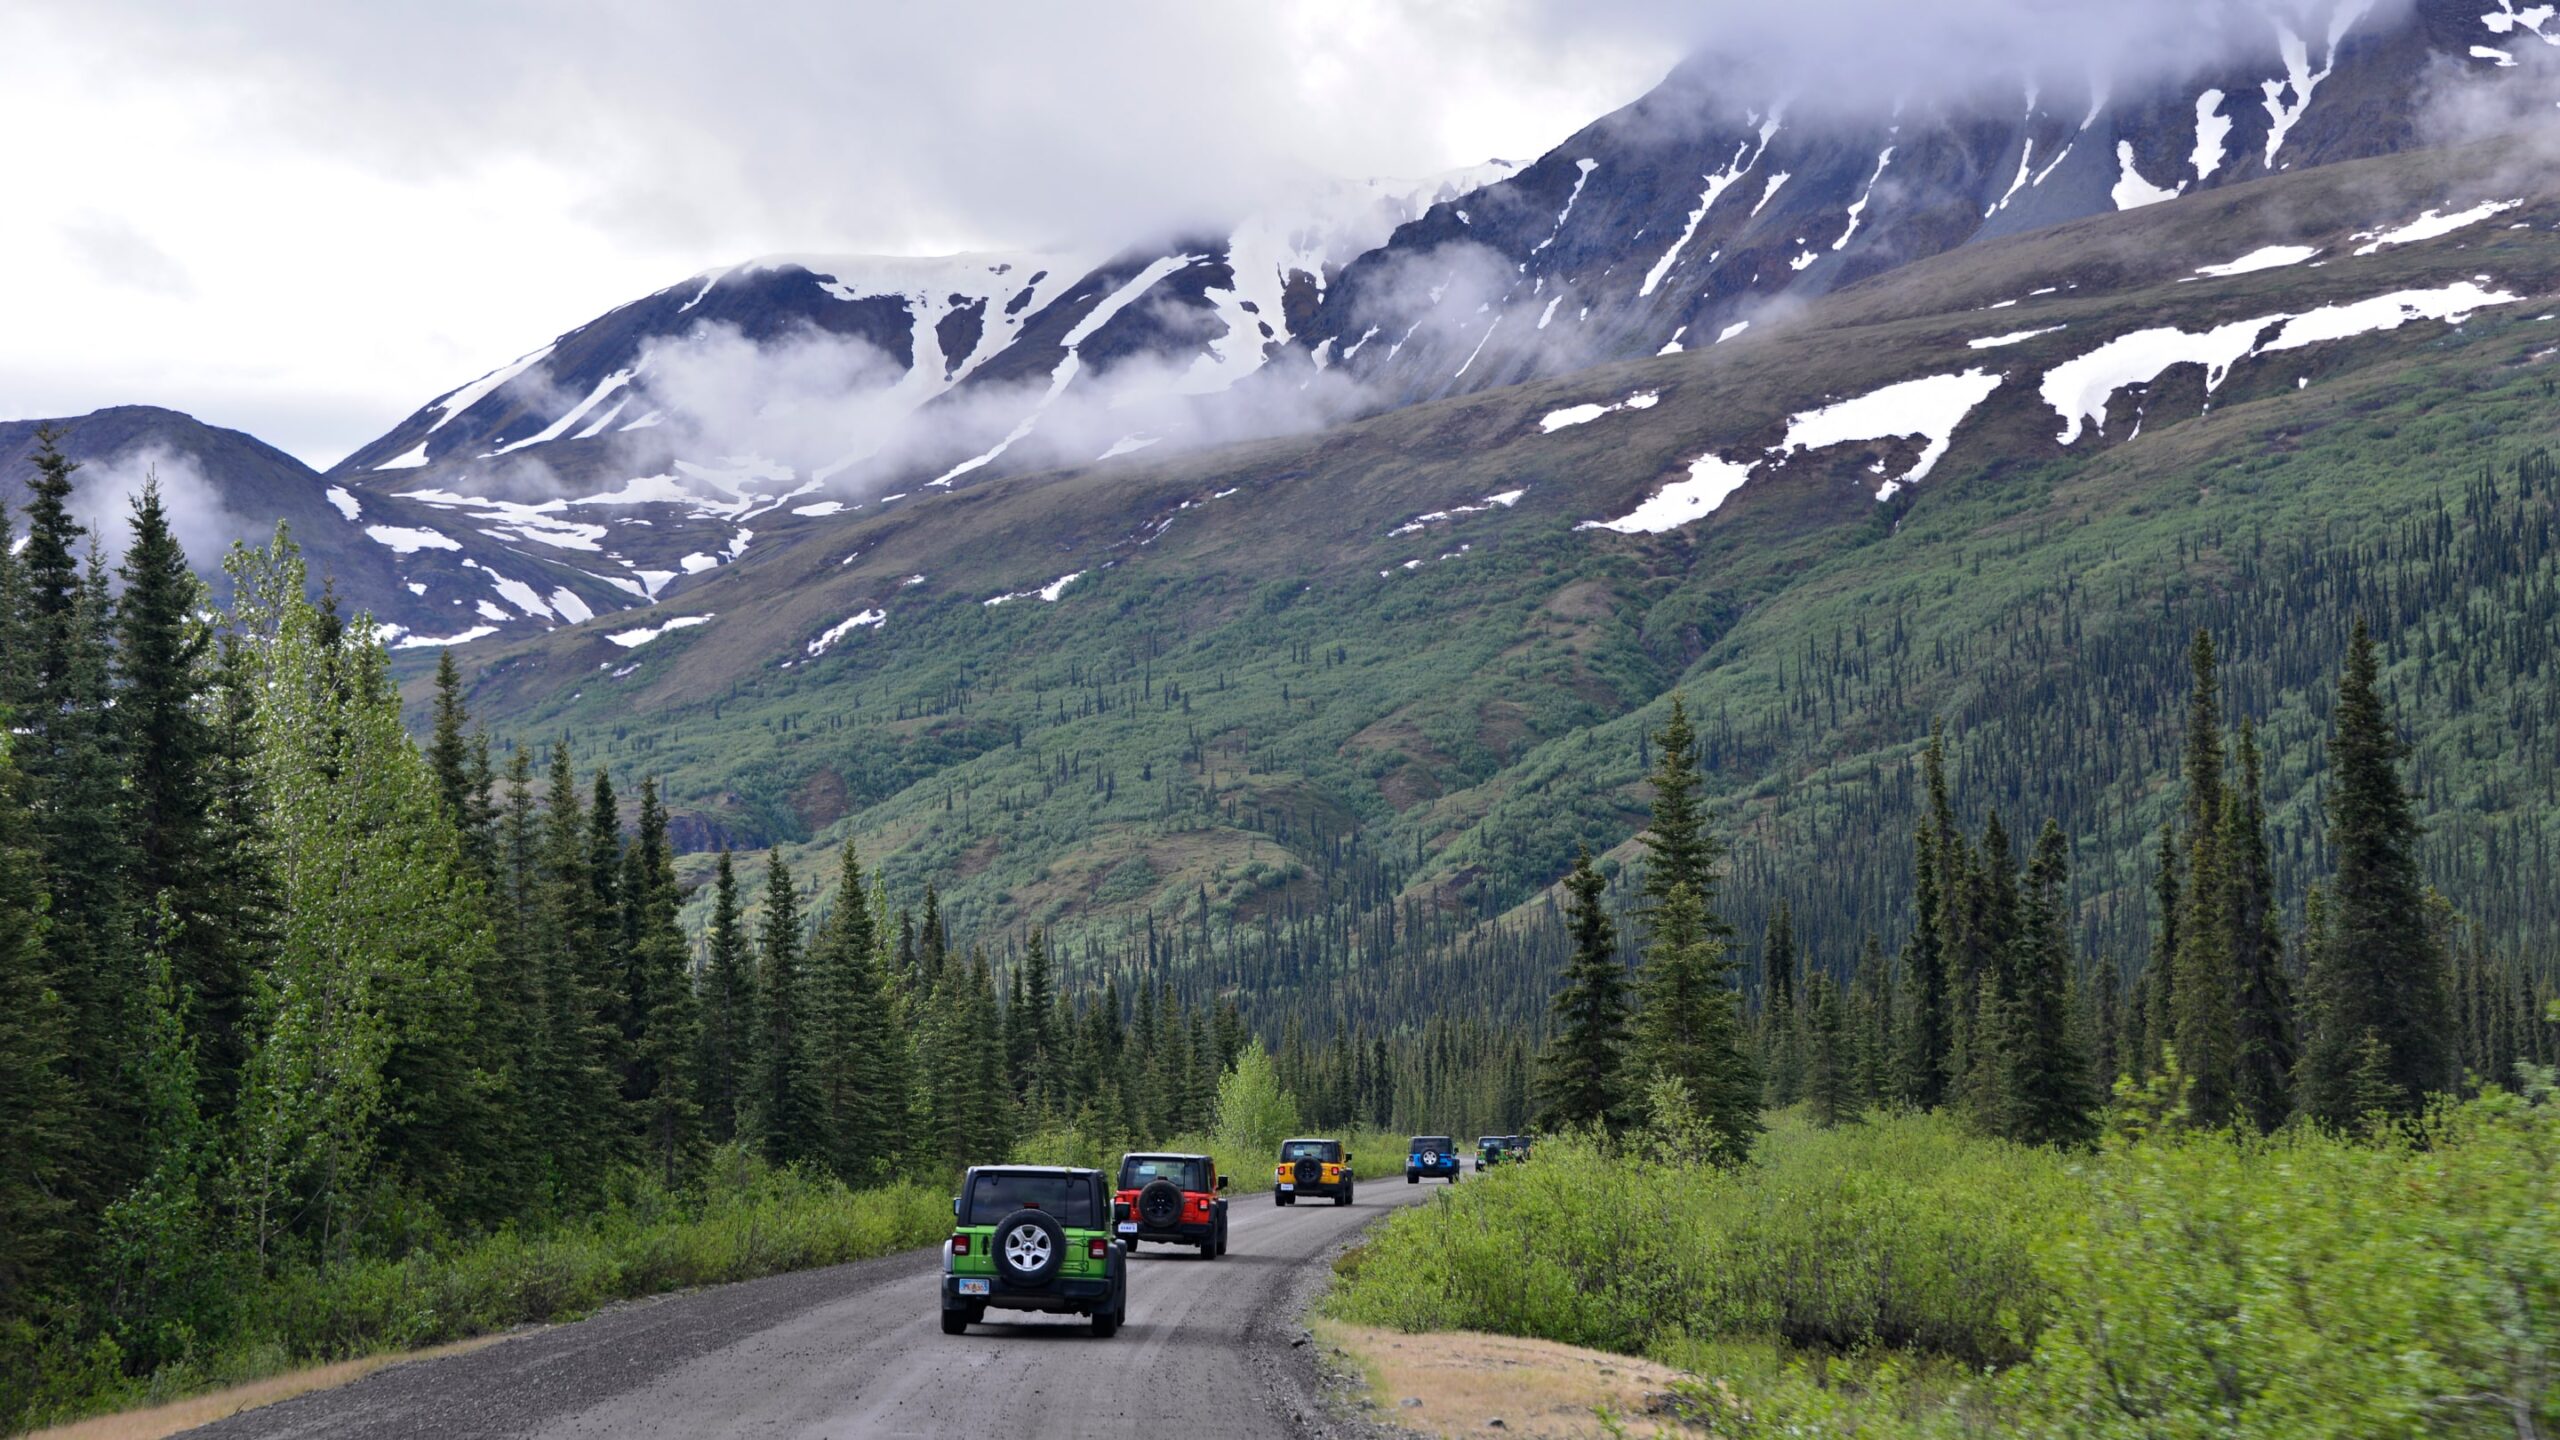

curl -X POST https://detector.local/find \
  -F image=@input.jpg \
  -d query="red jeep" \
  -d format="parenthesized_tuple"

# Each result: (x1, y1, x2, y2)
(1112, 1152, 1229, 1259)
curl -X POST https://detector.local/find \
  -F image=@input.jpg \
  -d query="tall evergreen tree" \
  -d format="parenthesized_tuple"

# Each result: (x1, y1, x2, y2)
(2000, 821, 2099, 1148)
(2141, 821, 2180, 1078)
(1801, 971, 1854, 1129)
(625, 780, 700, 1185)
(1536, 849, 1632, 1131)
(1641, 697, 1727, 932)
(2171, 630, 2239, 1124)
(808, 843, 902, 1184)
(535, 743, 619, 1188)
(1900, 723, 1954, 1108)
(2299, 618, 2452, 1122)
(2227, 721, 2294, 1132)
(19, 433, 139, 1213)
(695, 849, 751, 1145)
(746, 852, 822, 1167)
(1762, 902, 1801, 1106)
(115, 481, 239, 1112)
(1634, 882, 1760, 1162)
(0, 743, 74, 1326)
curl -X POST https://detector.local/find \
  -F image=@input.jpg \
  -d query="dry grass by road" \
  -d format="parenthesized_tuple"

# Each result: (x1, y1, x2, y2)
(1315, 1319, 1709, 1438)
(24, 1335, 511, 1440)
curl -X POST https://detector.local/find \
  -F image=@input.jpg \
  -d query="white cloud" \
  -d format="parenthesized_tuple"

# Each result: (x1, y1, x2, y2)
(0, 1, 1671, 467)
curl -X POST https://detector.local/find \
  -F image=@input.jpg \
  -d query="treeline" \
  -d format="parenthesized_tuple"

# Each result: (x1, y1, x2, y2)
(0, 433, 1241, 1419)
(1537, 616, 2552, 1156)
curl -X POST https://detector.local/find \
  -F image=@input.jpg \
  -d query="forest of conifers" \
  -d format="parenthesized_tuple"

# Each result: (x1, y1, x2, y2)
(0, 427, 2548, 1428)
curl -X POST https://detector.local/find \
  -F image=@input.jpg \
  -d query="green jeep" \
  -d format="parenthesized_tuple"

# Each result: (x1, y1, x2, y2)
(942, 1165, 1128, 1338)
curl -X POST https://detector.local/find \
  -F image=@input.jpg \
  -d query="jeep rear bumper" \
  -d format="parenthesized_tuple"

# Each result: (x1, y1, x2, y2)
(1116, 1219, 1213, 1242)
(944, 1274, 1118, 1315)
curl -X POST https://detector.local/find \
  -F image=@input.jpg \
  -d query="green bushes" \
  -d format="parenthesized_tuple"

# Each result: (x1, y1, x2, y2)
(2008, 1085, 2560, 1439)
(5, 1150, 950, 1430)
(1328, 1090, 2560, 1439)
(1328, 1111, 2076, 1365)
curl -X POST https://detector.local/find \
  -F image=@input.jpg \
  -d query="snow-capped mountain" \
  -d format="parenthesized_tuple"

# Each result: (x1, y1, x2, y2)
(1297, 0, 2535, 407)
(311, 166, 1517, 643)
(14, 0, 2553, 650)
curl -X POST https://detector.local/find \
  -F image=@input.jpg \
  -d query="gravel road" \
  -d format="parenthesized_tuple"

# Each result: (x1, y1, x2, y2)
(183, 1177, 1440, 1439)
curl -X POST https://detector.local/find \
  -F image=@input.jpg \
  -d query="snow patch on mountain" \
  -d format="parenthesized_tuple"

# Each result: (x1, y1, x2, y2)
(366, 524, 460, 554)
(2113, 143, 2186, 210)
(1538, 390, 1660, 433)
(1772, 368, 2006, 498)
(427, 345, 553, 434)
(806, 608, 886, 654)
(2043, 282, 2517, 443)
(2197, 244, 2322, 276)
(1580, 455, 1756, 533)
(2351, 200, 2524, 255)
(1642, 115, 1782, 298)
(608, 614, 714, 648)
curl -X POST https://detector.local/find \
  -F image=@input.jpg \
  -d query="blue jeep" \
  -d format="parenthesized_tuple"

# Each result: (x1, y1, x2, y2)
(1405, 1134, 1461, 1184)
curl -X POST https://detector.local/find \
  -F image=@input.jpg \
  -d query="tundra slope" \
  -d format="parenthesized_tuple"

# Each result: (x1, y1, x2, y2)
(442, 138, 2560, 1003)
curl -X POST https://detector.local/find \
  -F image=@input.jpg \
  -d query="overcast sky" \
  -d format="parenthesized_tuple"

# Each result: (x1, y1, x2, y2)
(1, 0, 2377, 470)
(0, 1, 1682, 469)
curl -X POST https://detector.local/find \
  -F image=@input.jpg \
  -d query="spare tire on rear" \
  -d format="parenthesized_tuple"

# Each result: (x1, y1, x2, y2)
(992, 1208, 1065, 1285)
(1293, 1158, 1321, 1187)
(1138, 1177, 1184, 1228)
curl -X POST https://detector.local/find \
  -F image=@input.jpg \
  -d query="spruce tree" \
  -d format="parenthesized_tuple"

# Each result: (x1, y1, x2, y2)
(695, 849, 751, 1145)
(1802, 971, 1854, 1128)
(536, 743, 619, 1187)
(115, 480, 238, 1113)
(626, 780, 700, 1185)
(2227, 721, 2295, 1132)
(0, 743, 74, 1325)
(746, 852, 822, 1167)
(1633, 882, 1760, 1162)
(20, 435, 140, 1211)
(2141, 822, 2180, 1077)
(1641, 698, 1727, 933)
(2001, 821, 2098, 1147)
(2299, 618, 2452, 1122)
(1901, 724, 1954, 1107)
(1762, 902, 1801, 1106)
(1536, 849, 1632, 1131)
(2171, 630, 2239, 1124)
(808, 842, 901, 1183)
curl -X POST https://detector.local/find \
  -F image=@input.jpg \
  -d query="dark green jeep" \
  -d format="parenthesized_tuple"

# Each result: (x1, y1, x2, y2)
(942, 1165, 1127, 1337)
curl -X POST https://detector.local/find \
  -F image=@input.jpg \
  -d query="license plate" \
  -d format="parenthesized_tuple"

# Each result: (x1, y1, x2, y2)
(957, 1279, 989, 1296)
(1117, 1222, 1138, 1233)
(1278, 1182, 1294, 1191)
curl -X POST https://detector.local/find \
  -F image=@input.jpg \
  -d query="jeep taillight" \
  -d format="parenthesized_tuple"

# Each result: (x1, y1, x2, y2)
(951, 1234, 971, 1256)
(1087, 1238, 1108, 1259)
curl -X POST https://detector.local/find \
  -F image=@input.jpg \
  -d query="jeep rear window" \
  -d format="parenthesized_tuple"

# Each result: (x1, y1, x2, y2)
(964, 1173, 1098, 1227)
(1119, 1157, 1206, 1191)
(1280, 1141, 1339, 1162)
(1413, 1137, 1453, 1150)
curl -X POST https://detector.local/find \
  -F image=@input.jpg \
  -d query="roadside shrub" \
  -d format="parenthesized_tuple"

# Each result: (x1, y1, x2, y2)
(9, 1149, 950, 1431)
(2007, 1082, 2560, 1439)
(1328, 1110, 2076, 1365)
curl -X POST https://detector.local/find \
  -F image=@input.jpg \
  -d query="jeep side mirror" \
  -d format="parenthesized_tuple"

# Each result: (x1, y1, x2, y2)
(1217, 1175, 1229, 1191)
(950, 1197, 961, 1217)
(1344, 1153, 1354, 1164)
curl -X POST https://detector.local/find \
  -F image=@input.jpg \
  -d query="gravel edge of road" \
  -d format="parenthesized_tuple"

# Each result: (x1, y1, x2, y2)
(1252, 1203, 1429, 1440)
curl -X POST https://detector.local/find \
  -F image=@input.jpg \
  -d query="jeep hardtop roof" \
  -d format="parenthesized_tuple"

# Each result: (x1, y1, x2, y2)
(962, 1164, 1103, 1178)
(1119, 1151, 1212, 1163)
(1279, 1137, 1339, 1147)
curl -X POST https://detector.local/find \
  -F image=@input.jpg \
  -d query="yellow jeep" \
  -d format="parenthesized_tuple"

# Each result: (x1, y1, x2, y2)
(1273, 1136, 1354, 1206)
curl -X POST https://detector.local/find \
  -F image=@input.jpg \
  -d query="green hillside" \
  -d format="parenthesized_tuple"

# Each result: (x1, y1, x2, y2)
(437, 139, 2560, 1024)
